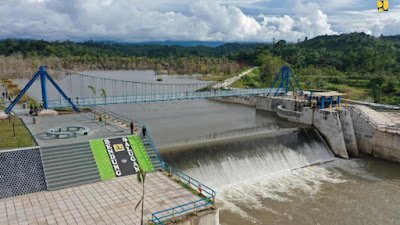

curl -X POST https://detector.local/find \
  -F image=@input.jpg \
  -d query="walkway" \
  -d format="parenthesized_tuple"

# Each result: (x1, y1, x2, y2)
(381, 111, 400, 126)
(0, 172, 200, 225)
(344, 98, 400, 110)
(212, 67, 257, 89)
(356, 105, 396, 126)
(47, 87, 277, 108)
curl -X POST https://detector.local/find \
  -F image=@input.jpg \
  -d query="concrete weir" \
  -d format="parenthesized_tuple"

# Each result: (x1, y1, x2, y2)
(214, 96, 386, 161)
(213, 95, 400, 163)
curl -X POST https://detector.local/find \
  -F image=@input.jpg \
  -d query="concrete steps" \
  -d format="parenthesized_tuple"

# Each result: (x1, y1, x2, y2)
(140, 136, 163, 171)
(41, 142, 101, 190)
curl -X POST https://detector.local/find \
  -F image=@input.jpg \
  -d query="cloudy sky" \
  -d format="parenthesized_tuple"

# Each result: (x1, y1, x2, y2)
(0, 0, 399, 42)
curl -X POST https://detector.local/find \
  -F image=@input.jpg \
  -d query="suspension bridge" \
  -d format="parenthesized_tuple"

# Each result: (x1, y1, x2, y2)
(4, 66, 301, 114)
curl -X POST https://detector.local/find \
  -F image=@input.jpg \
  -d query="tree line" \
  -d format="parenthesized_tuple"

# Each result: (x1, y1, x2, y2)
(228, 33, 400, 104)
(1, 33, 400, 103)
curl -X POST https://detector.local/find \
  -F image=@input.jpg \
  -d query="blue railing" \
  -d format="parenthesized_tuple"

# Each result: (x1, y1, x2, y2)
(91, 106, 217, 224)
(47, 88, 281, 108)
(152, 162, 216, 225)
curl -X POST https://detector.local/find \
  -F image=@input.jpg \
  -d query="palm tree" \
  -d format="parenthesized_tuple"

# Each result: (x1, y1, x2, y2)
(100, 88, 107, 125)
(88, 85, 96, 119)
(135, 166, 147, 225)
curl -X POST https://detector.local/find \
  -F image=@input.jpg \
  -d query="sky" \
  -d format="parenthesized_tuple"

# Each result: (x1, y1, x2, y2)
(0, 0, 399, 43)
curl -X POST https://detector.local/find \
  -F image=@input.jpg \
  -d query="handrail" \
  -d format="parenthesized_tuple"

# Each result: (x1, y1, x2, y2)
(349, 105, 400, 132)
(46, 87, 282, 108)
(47, 67, 217, 86)
(152, 162, 216, 225)
(91, 106, 216, 225)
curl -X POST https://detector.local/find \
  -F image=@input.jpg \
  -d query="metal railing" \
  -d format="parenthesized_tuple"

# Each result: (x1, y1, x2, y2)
(152, 162, 216, 225)
(343, 98, 400, 110)
(91, 106, 217, 225)
(350, 105, 400, 133)
(46, 88, 280, 108)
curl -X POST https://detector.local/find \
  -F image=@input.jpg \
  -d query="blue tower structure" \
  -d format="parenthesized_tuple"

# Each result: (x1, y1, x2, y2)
(267, 66, 303, 97)
(5, 66, 79, 114)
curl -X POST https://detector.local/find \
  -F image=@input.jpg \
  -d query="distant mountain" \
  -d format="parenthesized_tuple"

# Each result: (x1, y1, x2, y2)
(98, 40, 265, 47)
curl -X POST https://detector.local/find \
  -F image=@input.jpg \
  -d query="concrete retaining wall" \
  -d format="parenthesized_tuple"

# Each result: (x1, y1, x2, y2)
(210, 96, 257, 107)
(255, 96, 307, 112)
(255, 97, 284, 112)
(313, 110, 349, 159)
(299, 107, 314, 125)
(172, 209, 219, 225)
(350, 109, 400, 163)
(276, 105, 302, 122)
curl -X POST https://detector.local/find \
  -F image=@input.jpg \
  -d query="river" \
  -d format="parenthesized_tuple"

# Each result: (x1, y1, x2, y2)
(15, 70, 400, 224)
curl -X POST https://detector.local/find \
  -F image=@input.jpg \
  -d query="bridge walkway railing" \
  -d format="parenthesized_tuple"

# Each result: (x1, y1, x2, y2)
(47, 88, 279, 108)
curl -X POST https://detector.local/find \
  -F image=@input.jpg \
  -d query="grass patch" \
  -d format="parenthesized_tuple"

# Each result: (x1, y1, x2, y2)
(0, 117, 36, 149)
(128, 135, 154, 172)
(55, 107, 92, 112)
(89, 139, 116, 180)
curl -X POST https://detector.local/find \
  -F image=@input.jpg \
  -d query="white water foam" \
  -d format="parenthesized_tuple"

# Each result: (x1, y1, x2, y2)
(216, 165, 347, 223)
(178, 132, 347, 223)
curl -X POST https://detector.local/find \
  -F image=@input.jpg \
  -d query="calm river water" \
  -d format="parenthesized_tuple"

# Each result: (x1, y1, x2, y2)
(17, 70, 400, 225)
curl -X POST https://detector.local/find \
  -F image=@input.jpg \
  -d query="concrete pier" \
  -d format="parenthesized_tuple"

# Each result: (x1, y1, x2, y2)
(312, 109, 349, 159)
(338, 109, 359, 157)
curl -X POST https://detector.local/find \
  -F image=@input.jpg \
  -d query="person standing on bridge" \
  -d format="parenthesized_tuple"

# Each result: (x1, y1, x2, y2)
(130, 121, 135, 134)
(142, 126, 147, 138)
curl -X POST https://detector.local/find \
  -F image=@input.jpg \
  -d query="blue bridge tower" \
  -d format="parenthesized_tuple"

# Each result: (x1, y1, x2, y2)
(5, 66, 79, 114)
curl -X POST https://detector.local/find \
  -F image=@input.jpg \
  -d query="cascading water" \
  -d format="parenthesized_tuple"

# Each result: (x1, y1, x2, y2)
(162, 128, 336, 188)
(161, 125, 400, 225)
(161, 127, 342, 223)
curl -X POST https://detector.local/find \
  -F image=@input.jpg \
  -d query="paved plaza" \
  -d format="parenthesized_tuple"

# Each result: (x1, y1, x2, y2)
(0, 172, 201, 225)
(14, 109, 131, 147)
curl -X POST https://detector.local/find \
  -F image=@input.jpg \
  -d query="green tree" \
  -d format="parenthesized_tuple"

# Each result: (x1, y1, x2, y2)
(100, 88, 107, 125)
(88, 85, 97, 119)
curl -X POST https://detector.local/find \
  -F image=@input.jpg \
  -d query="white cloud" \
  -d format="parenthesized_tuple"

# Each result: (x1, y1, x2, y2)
(328, 9, 400, 36)
(0, 0, 380, 43)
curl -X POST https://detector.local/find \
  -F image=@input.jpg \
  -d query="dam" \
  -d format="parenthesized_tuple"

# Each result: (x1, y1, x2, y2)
(1, 68, 400, 225)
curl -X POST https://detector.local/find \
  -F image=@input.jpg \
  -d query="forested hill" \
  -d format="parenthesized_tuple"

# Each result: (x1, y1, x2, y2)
(231, 32, 400, 75)
(0, 39, 263, 58)
(1, 33, 400, 103)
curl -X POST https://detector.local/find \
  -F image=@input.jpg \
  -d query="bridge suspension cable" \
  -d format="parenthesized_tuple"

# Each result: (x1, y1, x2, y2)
(46, 67, 215, 100)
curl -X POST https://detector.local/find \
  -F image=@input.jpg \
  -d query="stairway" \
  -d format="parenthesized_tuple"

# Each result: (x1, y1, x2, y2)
(40, 142, 101, 190)
(140, 136, 163, 171)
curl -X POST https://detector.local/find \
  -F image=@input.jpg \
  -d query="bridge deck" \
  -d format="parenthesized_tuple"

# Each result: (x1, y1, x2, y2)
(47, 88, 279, 108)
